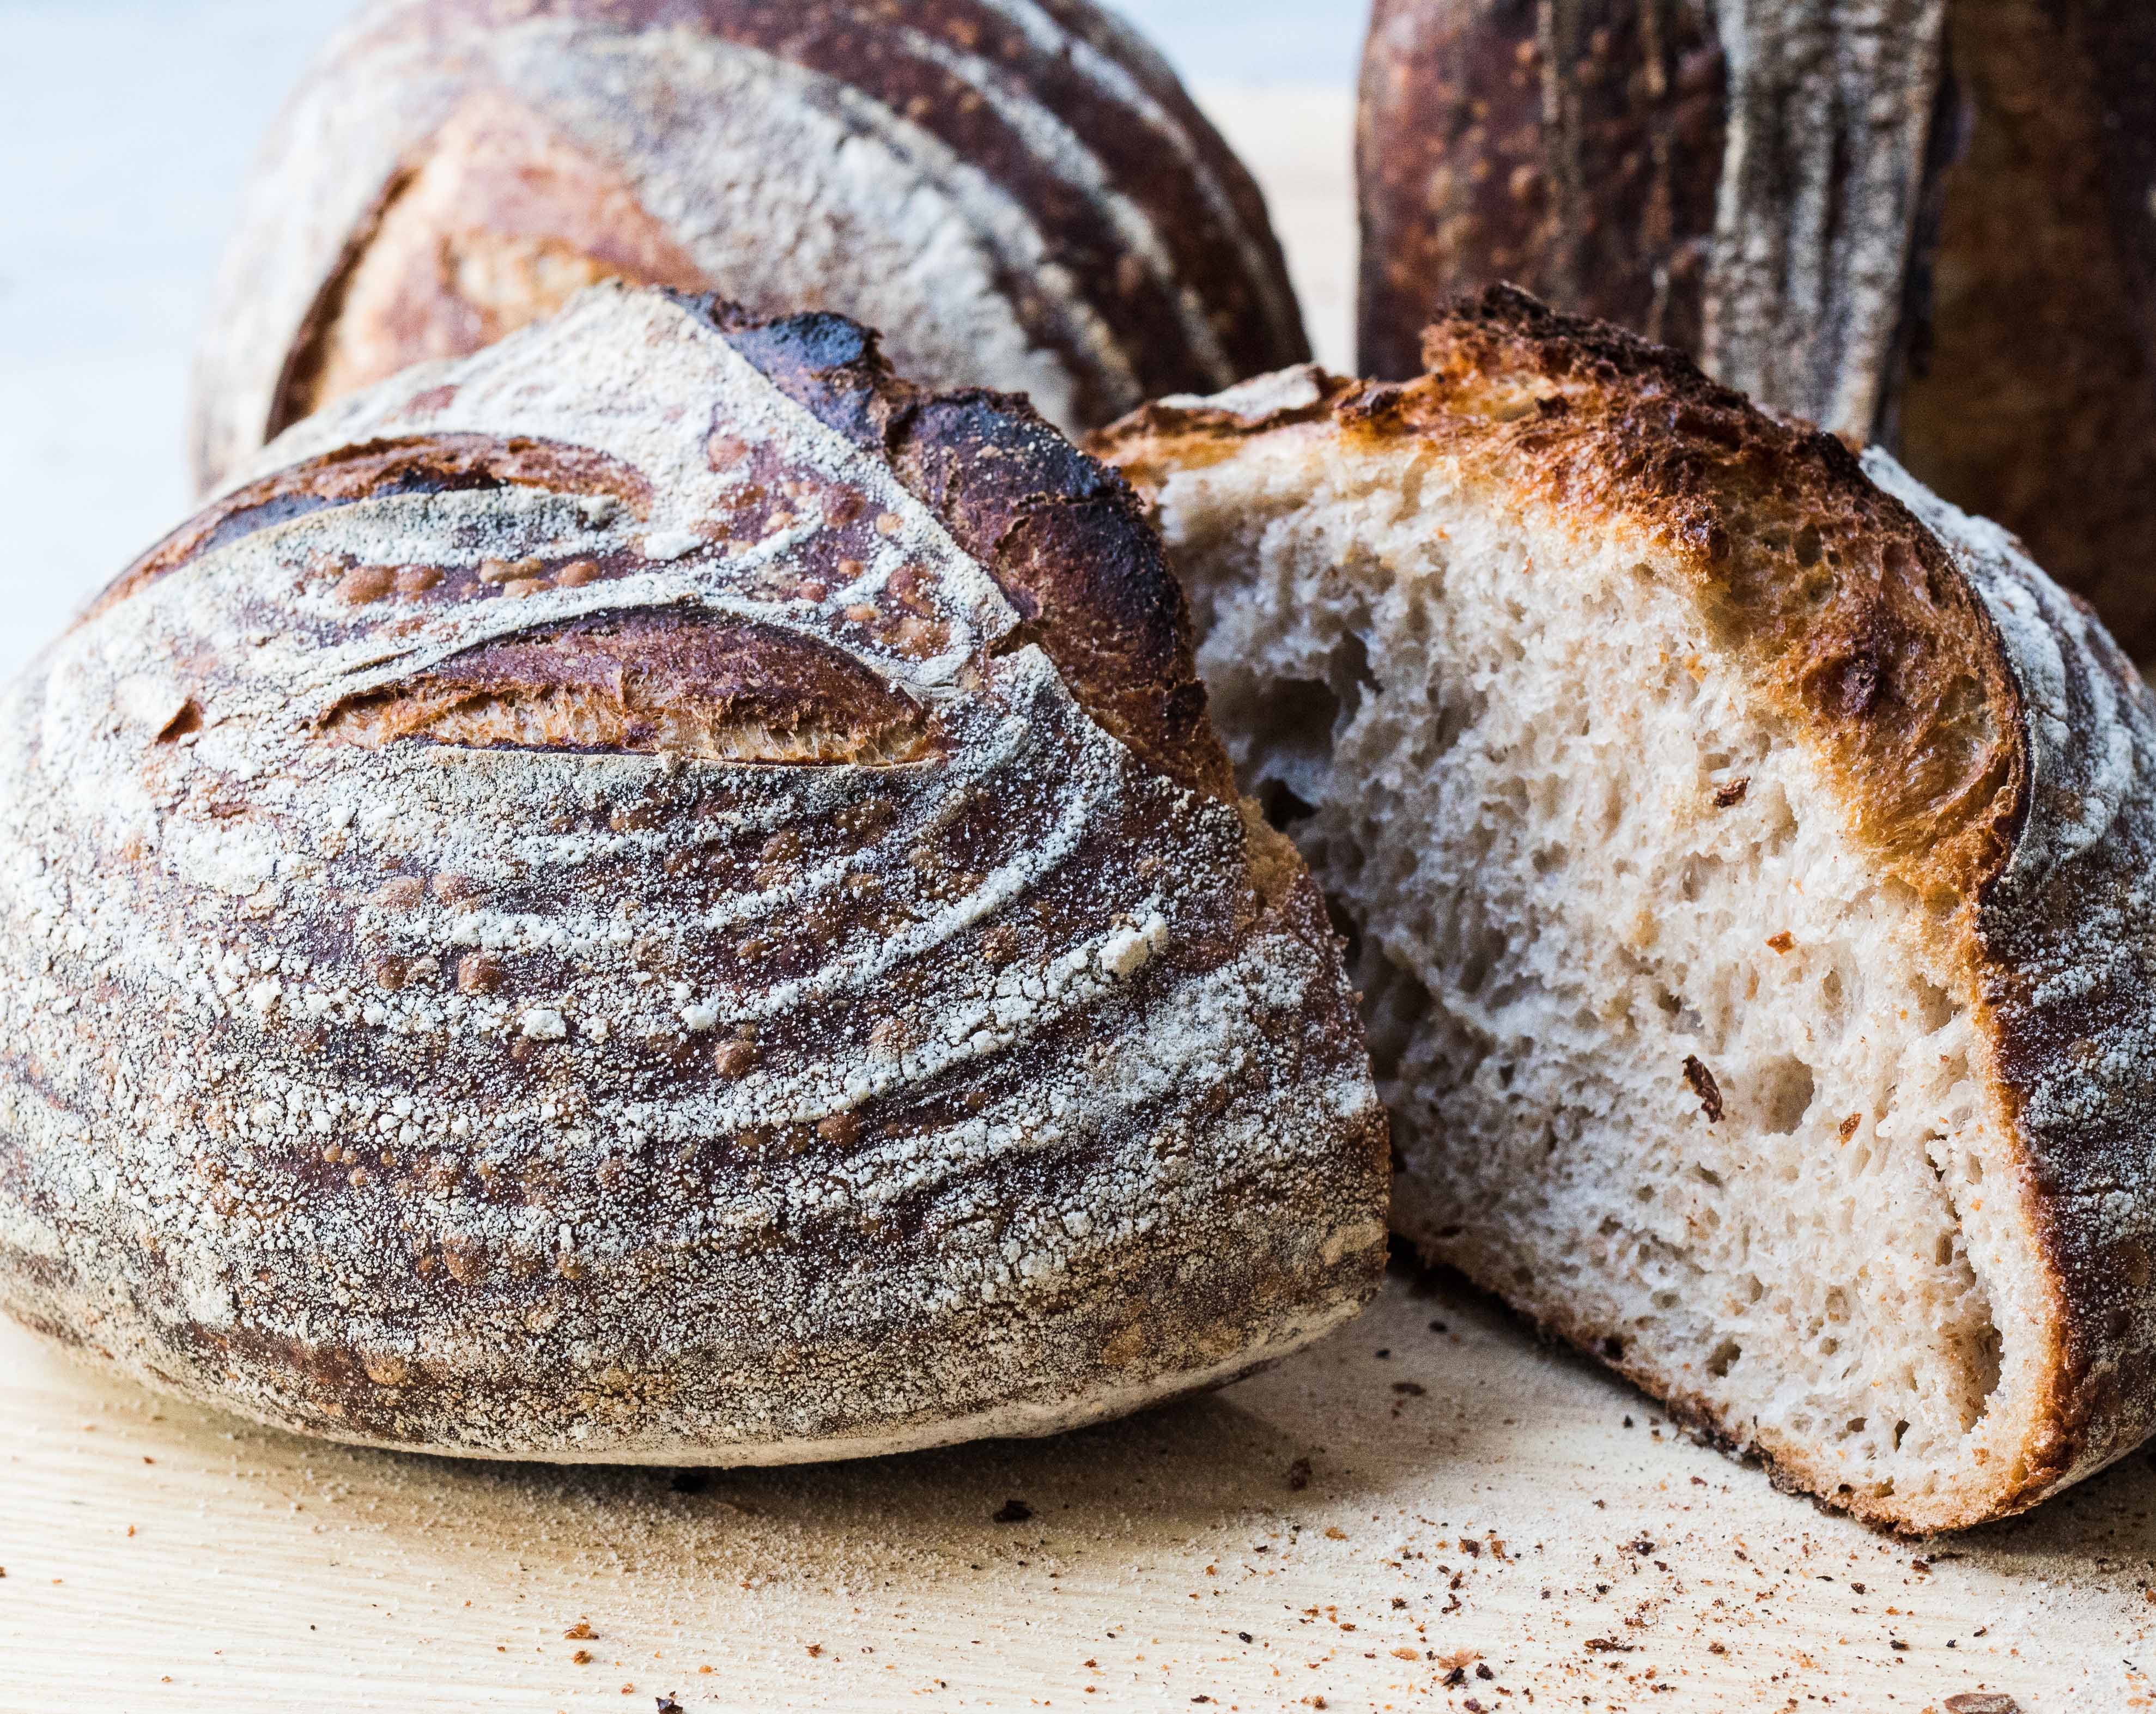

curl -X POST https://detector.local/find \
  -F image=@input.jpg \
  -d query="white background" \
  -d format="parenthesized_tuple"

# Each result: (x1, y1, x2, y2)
(0, 1, 1365, 680)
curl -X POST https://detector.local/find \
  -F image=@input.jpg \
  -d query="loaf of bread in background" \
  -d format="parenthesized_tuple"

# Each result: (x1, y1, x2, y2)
(188, 0, 1310, 493)
(0, 284, 1387, 1462)
(1357, 0, 2156, 659)
(1097, 287, 2156, 1531)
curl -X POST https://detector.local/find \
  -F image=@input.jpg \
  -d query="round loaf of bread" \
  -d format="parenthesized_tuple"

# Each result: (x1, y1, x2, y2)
(0, 284, 1387, 1463)
(1357, 0, 2156, 658)
(187, 0, 1310, 494)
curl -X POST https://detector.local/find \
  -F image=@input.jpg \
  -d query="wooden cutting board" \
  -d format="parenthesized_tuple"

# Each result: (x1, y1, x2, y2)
(3, 1266, 2148, 1712)
(2, 83, 2151, 1714)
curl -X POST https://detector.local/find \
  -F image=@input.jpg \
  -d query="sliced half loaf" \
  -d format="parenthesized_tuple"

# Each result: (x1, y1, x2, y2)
(1095, 288, 2156, 1530)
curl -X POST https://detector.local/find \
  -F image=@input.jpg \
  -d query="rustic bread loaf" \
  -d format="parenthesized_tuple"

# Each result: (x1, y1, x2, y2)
(1357, 0, 2156, 658)
(0, 284, 1387, 1463)
(186, 0, 1310, 495)
(1094, 287, 2156, 1531)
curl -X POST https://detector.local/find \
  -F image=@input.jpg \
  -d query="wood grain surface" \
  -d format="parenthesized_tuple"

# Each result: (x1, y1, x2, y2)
(3, 1262, 2150, 1711)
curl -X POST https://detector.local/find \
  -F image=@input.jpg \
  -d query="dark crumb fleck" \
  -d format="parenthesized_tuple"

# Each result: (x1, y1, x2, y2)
(1708, 1642, 1727, 1656)
(1683, 1055, 1724, 1121)
(1630, 1540, 1655, 1555)
(566, 1621, 596, 1640)
(1392, 1381, 1426, 1396)
(1237, 1631, 1253, 1643)
(1584, 1639, 1633, 1654)
(1443, 1667, 1467, 1686)
(1374, 1348, 1391, 1359)
(1391, 1598, 1407, 1610)
(1890, 1639, 1909, 1651)
(1428, 1320, 1448, 1333)
(657, 1700, 684, 1713)
(1943, 1695, 2022, 1713)
(1623, 1415, 1634, 1428)
(1476, 1664, 1495, 1680)
(1851, 1582, 1866, 1594)
(992, 1499, 1033, 1524)
(1714, 776, 1750, 807)
(1286, 1457, 1313, 1492)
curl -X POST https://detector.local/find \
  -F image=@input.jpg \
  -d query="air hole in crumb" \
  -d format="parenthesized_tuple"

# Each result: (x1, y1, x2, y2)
(1756, 1056, 1814, 1135)
(1912, 978, 1955, 1031)
(1892, 1419, 1910, 1450)
(1256, 776, 1318, 828)
(1457, 923, 1507, 996)
(1706, 1340, 1741, 1378)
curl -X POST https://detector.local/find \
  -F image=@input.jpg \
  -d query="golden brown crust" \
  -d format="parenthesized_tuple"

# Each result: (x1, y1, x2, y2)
(1095, 285, 2156, 1530)
(273, 90, 712, 437)
(1102, 286, 2025, 908)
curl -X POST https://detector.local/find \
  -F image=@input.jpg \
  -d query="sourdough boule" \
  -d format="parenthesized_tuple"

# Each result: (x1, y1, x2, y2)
(1097, 286, 2156, 1531)
(188, 0, 1311, 493)
(0, 285, 1387, 1463)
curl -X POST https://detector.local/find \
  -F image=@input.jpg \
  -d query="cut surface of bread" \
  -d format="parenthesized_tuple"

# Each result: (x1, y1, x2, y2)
(1095, 289, 2156, 1531)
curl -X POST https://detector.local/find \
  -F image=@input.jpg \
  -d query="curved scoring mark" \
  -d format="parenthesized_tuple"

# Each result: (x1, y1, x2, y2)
(87, 434, 655, 625)
(320, 610, 941, 764)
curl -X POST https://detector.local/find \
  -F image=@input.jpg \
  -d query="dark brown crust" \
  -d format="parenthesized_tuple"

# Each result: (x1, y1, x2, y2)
(226, 0, 1307, 475)
(678, 297, 1234, 800)
(1896, 0, 2156, 659)
(1357, 0, 2156, 658)
(1097, 285, 2156, 1531)
(1357, 0, 1726, 381)
(159, 295, 1232, 804)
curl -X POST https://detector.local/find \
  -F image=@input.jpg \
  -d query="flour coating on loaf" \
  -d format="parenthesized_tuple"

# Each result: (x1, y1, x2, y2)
(0, 286, 1384, 1462)
(1096, 288, 2156, 1531)
(188, 0, 1309, 492)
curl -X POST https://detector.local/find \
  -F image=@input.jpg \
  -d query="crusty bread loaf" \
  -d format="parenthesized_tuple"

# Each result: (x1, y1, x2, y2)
(1357, 0, 2156, 659)
(187, 0, 1310, 494)
(1095, 286, 2156, 1531)
(0, 284, 1387, 1463)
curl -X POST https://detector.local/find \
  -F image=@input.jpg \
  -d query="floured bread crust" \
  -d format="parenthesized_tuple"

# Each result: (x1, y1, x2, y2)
(1095, 286, 2156, 1529)
(0, 285, 1386, 1463)
(187, 0, 1310, 491)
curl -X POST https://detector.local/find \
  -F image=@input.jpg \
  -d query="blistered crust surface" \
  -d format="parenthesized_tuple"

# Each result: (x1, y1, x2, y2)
(0, 288, 1384, 1460)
